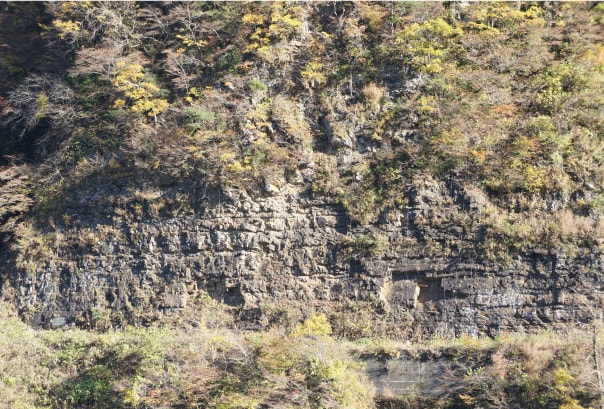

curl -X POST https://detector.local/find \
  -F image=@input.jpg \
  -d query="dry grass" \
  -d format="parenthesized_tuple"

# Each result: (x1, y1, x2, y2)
(357, 3, 387, 33)
(556, 209, 594, 240)
(270, 94, 312, 148)
(362, 83, 385, 112)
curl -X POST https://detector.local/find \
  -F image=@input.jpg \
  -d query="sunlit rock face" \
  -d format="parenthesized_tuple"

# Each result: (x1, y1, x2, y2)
(4, 175, 601, 336)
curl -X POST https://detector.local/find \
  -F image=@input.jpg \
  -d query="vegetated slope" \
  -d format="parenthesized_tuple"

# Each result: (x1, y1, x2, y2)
(2, 299, 603, 409)
(0, 2, 603, 336)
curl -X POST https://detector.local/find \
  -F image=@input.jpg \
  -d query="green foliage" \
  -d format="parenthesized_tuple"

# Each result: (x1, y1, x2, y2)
(345, 233, 387, 258)
(244, 78, 268, 92)
(337, 154, 406, 225)
(35, 93, 49, 119)
(184, 106, 223, 132)
(216, 48, 243, 72)
(312, 153, 339, 195)
(532, 62, 579, 114)
(64, 365, 114, 407)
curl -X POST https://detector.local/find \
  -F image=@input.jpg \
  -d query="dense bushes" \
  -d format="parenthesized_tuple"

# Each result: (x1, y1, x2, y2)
(2, 300, 603, 408)
(1, 2, 600, 222)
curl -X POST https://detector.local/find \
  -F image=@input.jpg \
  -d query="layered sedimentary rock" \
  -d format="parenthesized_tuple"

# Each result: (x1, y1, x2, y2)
(1, 169, 602, 336)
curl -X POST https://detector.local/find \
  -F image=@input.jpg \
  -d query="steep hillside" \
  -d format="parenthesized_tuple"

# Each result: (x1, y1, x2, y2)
(1, 1, 604, 338)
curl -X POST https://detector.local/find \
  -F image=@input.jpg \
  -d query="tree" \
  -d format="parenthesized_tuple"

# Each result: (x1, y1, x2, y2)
(396, 17, 462, 74)
(112, 61, 169, 124)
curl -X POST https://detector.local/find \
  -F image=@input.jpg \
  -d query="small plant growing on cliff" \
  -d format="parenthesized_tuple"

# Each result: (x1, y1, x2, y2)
(184, 106, 223, 133)
(396, 17, 462, 74)
(341, 233, 388, 258)
(361, 82, 384, 112)
(245, 78, 268, 92)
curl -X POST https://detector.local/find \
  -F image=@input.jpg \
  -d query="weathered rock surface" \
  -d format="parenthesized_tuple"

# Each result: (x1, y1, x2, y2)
(1, 170, 602, 336)
(365, 355, 447, 396)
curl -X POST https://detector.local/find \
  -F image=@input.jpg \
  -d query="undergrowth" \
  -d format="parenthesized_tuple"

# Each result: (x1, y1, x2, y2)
(1, 301, 603, 409)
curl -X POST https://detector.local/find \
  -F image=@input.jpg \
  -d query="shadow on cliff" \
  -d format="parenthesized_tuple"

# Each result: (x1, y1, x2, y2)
(0, 153, 225, 324)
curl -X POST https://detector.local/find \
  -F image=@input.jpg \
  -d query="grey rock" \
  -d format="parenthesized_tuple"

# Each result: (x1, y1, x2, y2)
(50, 316, 67, 328)
(1, 175, 602, 337)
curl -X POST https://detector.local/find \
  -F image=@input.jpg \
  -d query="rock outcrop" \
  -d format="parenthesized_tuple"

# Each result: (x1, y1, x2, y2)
(1, 170, 601, 336)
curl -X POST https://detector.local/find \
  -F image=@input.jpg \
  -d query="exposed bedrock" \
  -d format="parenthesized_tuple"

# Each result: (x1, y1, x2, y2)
(2, 173, 602, 336)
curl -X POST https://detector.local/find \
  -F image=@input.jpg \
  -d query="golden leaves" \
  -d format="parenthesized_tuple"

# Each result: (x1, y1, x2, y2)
(112, 63, 168, 119)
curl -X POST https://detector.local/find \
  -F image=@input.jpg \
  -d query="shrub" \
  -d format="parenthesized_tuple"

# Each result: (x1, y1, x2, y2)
(270, 95, 312, 148)
(291, 314, 333, 338)
(184, 106, 223, 132)
(337, 154, 406, 225)
(312, 153, 339, 195)
(64, 365, 114, 407)
(301, 61, 327, 89)
(112, 61, 169, 122)
(396, 17, 462, 74)
(345, 233, 387, 258)
(362, 82, 384, 112)
(216, 48, 243, 72)
(244, 78, 268, 93)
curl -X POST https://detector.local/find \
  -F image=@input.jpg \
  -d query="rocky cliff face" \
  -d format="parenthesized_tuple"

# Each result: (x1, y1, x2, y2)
(2, 168, 601, 337)
(1, 1, 603, 340)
